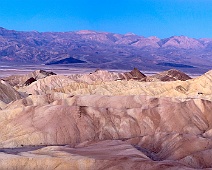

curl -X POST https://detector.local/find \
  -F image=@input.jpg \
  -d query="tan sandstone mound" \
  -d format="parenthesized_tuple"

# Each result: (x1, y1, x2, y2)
(0, 95, 211, 147)
(0, 95, 212, 169)
(22, 69, 212, 101)
(0, 140, 194, 170)
(21, 74, 76, 95)
(2, 69, 56, 87)
(0, 69, 212, 169)
(68, 68, 147, 83)
(0, 80, 21, 105)
(69, 69, 122, 83)
(66, 68, 189, 83)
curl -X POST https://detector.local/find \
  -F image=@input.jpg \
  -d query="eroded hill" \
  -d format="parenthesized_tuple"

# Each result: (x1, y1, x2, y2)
(0, 68, 211, 169)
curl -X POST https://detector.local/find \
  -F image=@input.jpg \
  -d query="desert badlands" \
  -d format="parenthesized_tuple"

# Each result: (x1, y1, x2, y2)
(0, 68, 212, 170)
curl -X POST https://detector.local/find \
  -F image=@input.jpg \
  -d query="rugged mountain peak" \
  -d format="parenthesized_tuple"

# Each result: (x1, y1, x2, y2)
(0, 26, 6, 30)
(131, 36, 160, 48)
(0, 27, 211, 73)
(148, 36, 160, 41)
(124, 32, 136, 36)
(0, 27, 12, 35)
(76, 30, 97, 34)
(161, 36, 204, 49)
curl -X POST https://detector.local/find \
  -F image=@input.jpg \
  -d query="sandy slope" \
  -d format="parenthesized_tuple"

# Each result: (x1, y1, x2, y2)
(0, 69, 211, 169)
(20, 70, 212, 101)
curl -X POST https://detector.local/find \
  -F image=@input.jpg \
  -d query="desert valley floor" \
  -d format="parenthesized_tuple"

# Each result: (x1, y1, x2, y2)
(0, 66, 212, 170)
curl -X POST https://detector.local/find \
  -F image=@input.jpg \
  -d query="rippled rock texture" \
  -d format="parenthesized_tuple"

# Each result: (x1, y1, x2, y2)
(0, 69, 211, 169)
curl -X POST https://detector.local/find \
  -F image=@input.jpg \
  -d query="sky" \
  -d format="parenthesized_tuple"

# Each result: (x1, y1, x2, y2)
(0, 0, 211, 38)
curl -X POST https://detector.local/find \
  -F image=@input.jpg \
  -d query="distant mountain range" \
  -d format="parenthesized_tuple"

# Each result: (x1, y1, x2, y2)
(0, 27, 211, 73)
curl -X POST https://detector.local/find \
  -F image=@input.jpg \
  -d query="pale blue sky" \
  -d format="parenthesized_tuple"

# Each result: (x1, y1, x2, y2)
(0, 0, 211, 38)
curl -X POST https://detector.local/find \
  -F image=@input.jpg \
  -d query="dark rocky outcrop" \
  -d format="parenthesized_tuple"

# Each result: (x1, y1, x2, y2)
(123, 68, 147, 80)
(24, 77, 36, 86)
(146, 69, 191, 81)
(37, 70, 56, 78)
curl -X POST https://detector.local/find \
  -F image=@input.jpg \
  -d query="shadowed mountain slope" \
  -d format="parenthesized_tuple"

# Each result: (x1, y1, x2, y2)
(0, 27, 211, 73)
